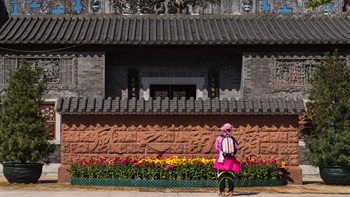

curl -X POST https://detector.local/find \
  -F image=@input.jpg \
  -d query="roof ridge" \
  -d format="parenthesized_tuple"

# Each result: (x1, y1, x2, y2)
(55, 96, 306, 116)
(5, 14, 349, 19)
(1, 14, 349, 46)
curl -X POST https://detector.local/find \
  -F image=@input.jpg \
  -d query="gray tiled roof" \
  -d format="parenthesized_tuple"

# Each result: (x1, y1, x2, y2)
(0, 14, 350, 45)
(55, 97, 306, 115)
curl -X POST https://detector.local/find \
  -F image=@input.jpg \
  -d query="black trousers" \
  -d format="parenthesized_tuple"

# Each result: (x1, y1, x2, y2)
(217, 170, 235, 192)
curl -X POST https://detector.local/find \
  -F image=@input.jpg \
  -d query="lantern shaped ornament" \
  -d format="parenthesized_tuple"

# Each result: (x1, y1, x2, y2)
(242, 0, 252, 12)
(91, 0, 101, 12)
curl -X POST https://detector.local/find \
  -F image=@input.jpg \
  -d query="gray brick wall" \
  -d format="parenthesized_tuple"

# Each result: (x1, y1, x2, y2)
(48, 145, 61, 163)
(106, 49, 350, 101)
(2, 50, 349, 101)
(241, 52, 350, 100)
(77, 53, 105, 98)
(0, 52, 105, 99)
(242, 53, 275, 99)
(105, 47, 242, 100)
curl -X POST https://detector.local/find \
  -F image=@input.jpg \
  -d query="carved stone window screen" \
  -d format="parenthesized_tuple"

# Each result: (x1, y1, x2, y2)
(271, 58, 321, 93)
(1, 57, 77, 92)
(271, 57, 348, 93)
(40, 104, 56, 139)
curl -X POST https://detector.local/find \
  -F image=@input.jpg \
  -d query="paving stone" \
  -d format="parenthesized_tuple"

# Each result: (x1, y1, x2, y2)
(1, 176, 350, 194)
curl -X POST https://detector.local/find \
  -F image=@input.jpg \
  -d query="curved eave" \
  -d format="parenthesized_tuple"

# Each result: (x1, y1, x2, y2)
(1, 14, 350, 46)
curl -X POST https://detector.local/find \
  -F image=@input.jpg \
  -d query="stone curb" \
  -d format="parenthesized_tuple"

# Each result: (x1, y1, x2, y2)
(1, 176, 350, 194)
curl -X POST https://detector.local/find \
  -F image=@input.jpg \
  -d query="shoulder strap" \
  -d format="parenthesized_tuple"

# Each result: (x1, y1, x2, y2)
(232, 136, 238, 144)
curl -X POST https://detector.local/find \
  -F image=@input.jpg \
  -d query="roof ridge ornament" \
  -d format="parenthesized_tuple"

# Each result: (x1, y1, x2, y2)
(242, 0, 252, 13)
(91, 0, 101, 13)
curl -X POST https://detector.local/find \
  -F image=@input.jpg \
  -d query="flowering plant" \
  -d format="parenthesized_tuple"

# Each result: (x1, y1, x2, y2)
(70, 154, 286, 180)
(238, 157, 286, 180)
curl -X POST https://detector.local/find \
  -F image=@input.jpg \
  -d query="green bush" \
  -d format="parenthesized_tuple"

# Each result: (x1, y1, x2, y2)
(304, 50, 350, 167)
(0, 60, 55, 163)
(70, 155, 286, 180)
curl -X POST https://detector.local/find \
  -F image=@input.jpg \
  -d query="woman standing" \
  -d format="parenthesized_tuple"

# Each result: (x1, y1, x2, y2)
(213, 123, 240, 196)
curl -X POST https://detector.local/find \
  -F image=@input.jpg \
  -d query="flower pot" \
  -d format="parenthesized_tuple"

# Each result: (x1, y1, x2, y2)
(320, 166, 350, 185)
(2, 163, 44, 184)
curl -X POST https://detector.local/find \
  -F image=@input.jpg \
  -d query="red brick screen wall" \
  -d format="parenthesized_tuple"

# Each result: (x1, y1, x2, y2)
(58, 115, 302, 184)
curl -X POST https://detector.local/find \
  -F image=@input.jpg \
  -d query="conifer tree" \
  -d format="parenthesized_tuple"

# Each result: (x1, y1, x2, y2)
(0, 60, 55, 163)
(304, 50, 350, 167)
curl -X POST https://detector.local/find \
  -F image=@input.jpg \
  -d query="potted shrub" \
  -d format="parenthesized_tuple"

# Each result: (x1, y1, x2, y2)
(303, 50, 350, 185)
(0, 60, 55, 183)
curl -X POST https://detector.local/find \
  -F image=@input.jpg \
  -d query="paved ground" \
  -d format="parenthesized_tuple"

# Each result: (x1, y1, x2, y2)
(0, 176, 350, 197)
(0, 190, 349, 197)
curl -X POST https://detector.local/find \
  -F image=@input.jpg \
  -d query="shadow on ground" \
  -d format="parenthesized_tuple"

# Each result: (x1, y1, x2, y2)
(302, 181, 324, 185)
(234, 192, 259, 196)
(38, 179, 58, 184)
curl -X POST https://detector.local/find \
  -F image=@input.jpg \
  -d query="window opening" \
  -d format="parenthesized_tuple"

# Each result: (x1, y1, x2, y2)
(150, 85, 196, 99)
(40, 104, 56, 139)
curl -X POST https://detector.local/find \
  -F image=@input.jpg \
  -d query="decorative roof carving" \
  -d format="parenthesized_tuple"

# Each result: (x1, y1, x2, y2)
(110, 0, 221, 15)
(0, 0, 346, 15)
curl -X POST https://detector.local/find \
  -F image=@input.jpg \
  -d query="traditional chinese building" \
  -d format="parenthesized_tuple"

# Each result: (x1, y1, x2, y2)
(0, 0, 349, 184)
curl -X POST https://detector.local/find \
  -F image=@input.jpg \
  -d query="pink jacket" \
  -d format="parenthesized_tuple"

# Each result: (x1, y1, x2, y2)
(213, 134, 240, 173)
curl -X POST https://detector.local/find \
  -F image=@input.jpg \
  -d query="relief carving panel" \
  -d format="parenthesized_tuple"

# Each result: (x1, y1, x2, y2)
(0, 56, 78, 93)
(61, 124, 275, 157)
(235, 126, 260, 156)
(60, 122, 300, 166)
(271, 58, 320, 93)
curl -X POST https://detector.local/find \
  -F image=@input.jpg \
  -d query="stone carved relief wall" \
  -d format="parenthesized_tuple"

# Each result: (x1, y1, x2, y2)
(58, 115, 302, 183)
(0, 55, 78, 93)
(60, 117, 300, 167)
(271, 58, 320, 93)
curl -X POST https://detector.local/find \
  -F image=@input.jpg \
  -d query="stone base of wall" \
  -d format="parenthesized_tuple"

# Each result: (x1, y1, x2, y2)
(285, 166, 303, 185)
(58, 165, 71, 183)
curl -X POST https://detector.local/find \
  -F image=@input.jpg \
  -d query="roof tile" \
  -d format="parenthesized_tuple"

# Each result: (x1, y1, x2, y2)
(1, 15, 349, 45)
(56, 97, 306, 115)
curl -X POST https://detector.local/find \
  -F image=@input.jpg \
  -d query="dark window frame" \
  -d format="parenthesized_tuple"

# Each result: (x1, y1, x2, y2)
(150, 84, 196, 99)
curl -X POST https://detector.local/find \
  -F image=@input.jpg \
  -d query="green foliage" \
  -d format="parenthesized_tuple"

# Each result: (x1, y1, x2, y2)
(0, 61, 55, 163)
(238, 163, 280, 180)
(304, 50, 350, 167)
(306, 0, 333, 10)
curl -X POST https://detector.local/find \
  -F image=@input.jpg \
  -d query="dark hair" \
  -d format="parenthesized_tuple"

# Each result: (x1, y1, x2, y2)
(344, 0, 350, 11)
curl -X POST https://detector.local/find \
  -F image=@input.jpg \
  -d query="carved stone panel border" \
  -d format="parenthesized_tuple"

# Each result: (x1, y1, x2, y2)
(0, 55, 78, 93)
(270, 58, 321, 93)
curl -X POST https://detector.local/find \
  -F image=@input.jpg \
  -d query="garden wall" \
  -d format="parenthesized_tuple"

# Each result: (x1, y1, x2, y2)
(58, 114, 302, 184)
